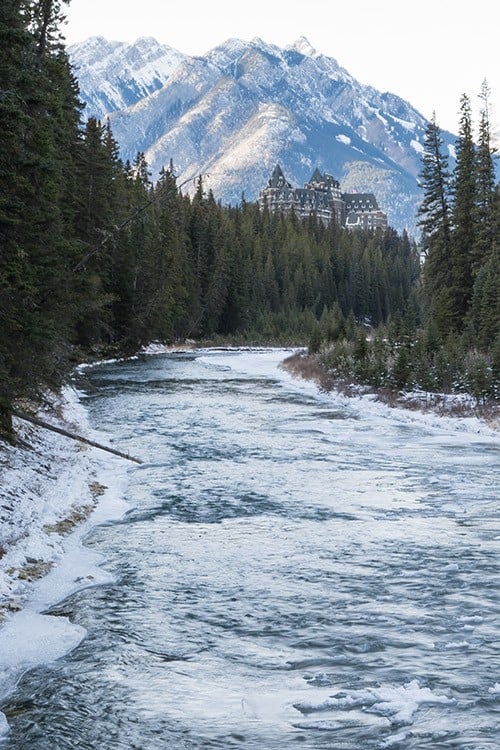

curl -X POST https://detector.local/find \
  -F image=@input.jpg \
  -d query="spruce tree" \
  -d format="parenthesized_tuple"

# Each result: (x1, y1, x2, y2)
(450, 94, 476, 322)
(0, 0, 82, 438)
(473, 80, 496, 271)
(418, 114, 454, 338)
(152, 166, 195, 341)
(0, 0, 35, 437)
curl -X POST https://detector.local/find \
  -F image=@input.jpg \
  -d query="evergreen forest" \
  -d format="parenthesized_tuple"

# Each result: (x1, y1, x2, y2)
(314, 95, 499, 405)
(1, 1, 498, 442)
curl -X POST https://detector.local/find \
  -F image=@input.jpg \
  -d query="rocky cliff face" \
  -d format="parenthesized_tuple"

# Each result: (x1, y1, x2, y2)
(69, 35, 458, 235)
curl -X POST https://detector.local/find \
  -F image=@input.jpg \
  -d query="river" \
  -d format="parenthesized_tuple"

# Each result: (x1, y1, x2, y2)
(1, 348, 499, 748)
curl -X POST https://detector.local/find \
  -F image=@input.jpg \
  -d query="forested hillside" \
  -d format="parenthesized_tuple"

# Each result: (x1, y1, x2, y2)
(1, 2, 498, 444)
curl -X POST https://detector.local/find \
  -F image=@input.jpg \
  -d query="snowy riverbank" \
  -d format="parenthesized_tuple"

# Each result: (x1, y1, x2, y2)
(0, 384, 131, 736)
(0, 388, 116, 607)
(280, 350, 500, 433)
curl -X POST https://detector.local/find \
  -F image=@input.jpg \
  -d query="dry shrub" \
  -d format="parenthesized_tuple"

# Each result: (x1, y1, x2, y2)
(281, 353, 336, 391)
(15, 560, 53, 582)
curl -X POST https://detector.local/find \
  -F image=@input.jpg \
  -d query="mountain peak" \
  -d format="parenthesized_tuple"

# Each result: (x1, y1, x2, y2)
(287, 36, 317, 57)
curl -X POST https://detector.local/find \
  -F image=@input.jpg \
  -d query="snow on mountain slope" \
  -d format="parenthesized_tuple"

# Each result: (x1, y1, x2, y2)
(69, 36, 186, 118)
(68, 36, 458, 235)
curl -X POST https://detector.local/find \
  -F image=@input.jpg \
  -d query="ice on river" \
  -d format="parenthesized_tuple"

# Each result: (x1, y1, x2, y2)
(0, 347, 498, 748)
(293, 678, 455, 726)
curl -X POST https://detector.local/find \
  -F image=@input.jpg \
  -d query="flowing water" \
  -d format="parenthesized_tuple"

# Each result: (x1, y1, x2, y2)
(1, 349, 499, 749)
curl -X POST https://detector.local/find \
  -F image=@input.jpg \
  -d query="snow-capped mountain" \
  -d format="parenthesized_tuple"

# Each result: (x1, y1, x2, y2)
(71, 36, 186, 117)
(69, 35, 457, 235)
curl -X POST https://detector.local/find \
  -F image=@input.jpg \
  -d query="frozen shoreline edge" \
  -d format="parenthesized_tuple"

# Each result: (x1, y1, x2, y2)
(0, 382, 131, 737)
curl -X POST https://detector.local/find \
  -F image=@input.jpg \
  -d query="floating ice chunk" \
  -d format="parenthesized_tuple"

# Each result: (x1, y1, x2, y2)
(380, 729, 411, 747)
(0, 712, 8, 737)
(0, 611, 86, 705)
(488, 683, 500, 694)
(295, 680, 454, 726)
(0, 610, 85, 668)
(293, 718, 369, 731)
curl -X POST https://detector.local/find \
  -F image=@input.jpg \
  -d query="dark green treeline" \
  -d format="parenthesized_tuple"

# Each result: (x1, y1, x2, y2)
(0, 1, 419, 439)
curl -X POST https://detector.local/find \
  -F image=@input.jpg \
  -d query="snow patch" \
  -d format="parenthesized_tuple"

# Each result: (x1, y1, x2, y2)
(287, 36, 318, 57)
(391, 115, 416, 131)
(294, 680, 455, 726)
(0, 611, 85, 689)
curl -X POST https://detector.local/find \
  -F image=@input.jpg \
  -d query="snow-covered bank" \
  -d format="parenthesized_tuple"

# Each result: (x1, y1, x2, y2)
(0, 341, 184, 609)
(280, 351, 500, 436)
(0, 385, 130, 736)
(0, 388, 122, 606)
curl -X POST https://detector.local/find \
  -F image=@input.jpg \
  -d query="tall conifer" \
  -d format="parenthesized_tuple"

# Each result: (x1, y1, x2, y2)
(417, 114, 453, 337)
(473, 80, 496, 270)
(450, 94, 476, 323)
(0, 0, 82, 438)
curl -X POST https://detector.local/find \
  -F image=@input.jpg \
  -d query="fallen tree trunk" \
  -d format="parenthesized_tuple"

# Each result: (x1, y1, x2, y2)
(12, 410, 144, 464)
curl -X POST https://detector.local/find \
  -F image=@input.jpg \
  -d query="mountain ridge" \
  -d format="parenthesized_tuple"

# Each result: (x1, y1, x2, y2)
(68, 35, 458, 235)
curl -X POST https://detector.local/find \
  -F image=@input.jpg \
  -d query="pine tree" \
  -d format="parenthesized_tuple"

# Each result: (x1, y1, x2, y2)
(0, 0, 83, 438)
(27, 0, 70, 64)
(72, 117, 122, 346)
(469, 249, 500, 350)
(473, 80, 496, 271)
(450, 94, 476, 322)
(108, 152, 156, 348)
(0, 0, 35, 437)
(418, 114, 454, 338)
(152, 165, 198, 341)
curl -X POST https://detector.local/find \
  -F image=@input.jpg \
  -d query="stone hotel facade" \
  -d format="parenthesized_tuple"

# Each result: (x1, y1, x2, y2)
(258, 165, 388, 231)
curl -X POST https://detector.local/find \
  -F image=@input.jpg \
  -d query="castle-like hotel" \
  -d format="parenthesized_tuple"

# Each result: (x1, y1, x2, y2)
(258, 165, 388, 231)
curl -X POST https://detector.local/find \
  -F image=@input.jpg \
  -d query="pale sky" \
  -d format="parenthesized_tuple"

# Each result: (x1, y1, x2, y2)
(63, 0, 499, 139)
